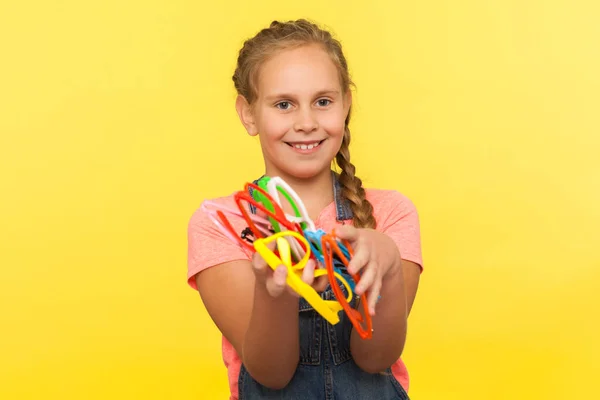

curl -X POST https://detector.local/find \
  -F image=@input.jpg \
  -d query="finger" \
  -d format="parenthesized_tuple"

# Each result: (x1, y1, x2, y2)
(252, 239, 277, 266)
(347, 247, 370, 275)
(266, 265, 288, 297)
(302, 259, 316, 286)
(366, 274, 382, 316)
(313, 274, 329, 292)
(333, 225, 359, 242)
(251, 240, 278, 277)
(354, 261, 378, 296)
(251, 252, 268, 282)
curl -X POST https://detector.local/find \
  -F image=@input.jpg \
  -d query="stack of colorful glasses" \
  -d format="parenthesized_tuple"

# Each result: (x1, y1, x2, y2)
(201, 176, 373, 340)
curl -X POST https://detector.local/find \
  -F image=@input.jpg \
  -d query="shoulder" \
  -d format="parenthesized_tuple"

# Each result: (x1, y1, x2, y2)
(188, 192, 238, 227)
(364, 188, 423, 267)
(364, 188, 418, 215)
(187, 191, 251, 251)
(363, 188, 420, 231)
(187, 192, 252, 289)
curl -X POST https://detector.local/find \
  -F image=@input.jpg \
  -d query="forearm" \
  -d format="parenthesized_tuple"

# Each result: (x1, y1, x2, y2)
(350, 260, 407, 373)
(242, 282, 300, 389)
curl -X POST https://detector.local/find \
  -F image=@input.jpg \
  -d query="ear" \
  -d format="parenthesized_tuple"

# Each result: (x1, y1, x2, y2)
(235, 95, 258, 136)
(343, 90, 352, 116)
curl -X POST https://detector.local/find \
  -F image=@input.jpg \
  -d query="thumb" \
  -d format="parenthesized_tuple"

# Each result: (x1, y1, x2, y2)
(333, 225, 359, 241)
(301, 258, 316, 286)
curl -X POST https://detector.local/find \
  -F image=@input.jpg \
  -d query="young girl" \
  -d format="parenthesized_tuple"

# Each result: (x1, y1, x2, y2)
(187, 19, 423, 400)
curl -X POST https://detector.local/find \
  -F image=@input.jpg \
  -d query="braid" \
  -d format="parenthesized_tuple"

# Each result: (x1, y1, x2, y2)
(335, 124, 376, 229)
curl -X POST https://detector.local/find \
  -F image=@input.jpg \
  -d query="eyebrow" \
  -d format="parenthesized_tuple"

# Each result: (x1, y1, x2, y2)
(265, 90, 340, 102)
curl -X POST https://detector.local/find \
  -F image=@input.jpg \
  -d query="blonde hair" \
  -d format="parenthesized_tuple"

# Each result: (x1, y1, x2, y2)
(232, 19, 376, 229)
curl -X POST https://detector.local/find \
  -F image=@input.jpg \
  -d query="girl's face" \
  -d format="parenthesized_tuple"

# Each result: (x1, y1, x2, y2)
(237, 44, 351, 181)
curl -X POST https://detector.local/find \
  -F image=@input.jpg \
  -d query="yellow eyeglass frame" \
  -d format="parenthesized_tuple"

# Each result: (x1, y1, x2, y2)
(253, 231, 353, 325)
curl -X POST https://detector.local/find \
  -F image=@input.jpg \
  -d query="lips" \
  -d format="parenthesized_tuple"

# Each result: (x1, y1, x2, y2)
(285, 139, 326, 150)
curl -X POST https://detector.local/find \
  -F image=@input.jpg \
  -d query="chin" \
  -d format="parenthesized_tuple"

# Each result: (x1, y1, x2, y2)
(281, 164, 331, 180)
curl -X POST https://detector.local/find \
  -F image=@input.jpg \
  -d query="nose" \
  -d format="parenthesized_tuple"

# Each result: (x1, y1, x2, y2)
(293, 108, 318, 133)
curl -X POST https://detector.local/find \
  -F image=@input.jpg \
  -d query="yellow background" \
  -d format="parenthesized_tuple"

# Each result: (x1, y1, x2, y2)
(1, 1, 598, 399)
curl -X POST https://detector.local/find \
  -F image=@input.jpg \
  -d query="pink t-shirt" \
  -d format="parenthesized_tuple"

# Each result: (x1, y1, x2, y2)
(187, 188, 423, 399)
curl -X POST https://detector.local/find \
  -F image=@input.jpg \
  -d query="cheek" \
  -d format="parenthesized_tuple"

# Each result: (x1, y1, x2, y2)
(258, 111, 290, 139)
(319, 112, 347, 137)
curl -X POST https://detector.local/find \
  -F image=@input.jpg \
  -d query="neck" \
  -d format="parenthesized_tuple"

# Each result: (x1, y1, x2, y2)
(264, 168, 335, 222)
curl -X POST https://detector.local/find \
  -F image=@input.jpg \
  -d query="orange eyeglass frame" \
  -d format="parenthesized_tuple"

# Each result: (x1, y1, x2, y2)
(321, 232, 373, 340)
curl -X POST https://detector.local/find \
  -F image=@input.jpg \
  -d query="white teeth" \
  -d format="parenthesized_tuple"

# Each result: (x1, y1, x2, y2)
(293, 142, 320, 150)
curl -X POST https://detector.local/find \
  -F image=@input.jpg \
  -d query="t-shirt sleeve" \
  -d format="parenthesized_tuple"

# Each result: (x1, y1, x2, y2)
(378, 191, 424, 272)
(186, 200, 252, 290)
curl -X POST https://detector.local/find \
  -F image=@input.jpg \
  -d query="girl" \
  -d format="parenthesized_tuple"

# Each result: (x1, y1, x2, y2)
(187, 19, 423, 400)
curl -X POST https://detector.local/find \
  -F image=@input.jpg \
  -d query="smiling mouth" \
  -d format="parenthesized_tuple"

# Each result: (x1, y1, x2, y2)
(285, 139, 326, 150)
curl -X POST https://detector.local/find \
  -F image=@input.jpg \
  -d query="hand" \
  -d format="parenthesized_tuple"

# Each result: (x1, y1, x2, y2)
(334, 225, 402, 315)
(251, 240, 328, 298)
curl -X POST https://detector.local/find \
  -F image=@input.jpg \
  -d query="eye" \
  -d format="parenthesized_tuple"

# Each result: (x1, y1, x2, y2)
(276, 101, 291, 110)
(316, 99, 331, 107)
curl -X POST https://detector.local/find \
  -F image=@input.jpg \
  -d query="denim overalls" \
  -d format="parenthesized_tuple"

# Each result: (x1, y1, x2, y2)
(239, 172, 410, 400)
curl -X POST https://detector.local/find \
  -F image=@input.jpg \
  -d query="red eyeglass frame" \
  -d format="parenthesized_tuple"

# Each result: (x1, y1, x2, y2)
(215, 182, 308, 254)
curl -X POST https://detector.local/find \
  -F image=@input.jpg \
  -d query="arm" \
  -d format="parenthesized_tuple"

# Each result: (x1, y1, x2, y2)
(196, 261, 300, 389)
(336, 192, 423, 373)
(350, 256, 421, 373)
(188, 200, 302, 390)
